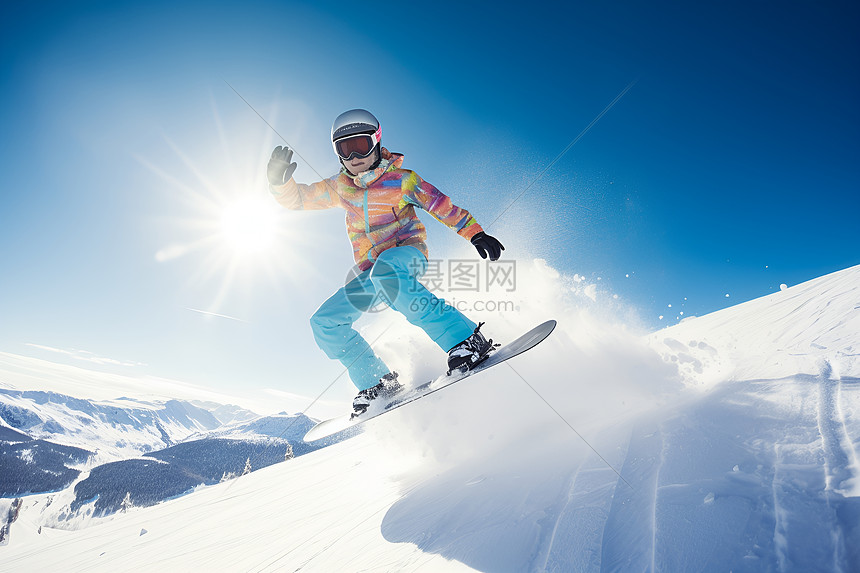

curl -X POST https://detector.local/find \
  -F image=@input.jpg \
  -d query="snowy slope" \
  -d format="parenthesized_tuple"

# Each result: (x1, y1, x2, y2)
(648, 264, 860, 384)
(1, 263, 858, 572)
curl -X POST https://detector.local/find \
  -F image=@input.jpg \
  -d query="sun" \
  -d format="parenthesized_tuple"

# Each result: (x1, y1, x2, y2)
(219, 196, 279, 256)
(143, 99, 322, 317)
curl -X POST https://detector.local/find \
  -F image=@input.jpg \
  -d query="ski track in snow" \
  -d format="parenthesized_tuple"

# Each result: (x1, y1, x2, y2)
(836, 379, 860, 491)
(594, 421, 661, 573)
(816, 362, 857, 496)
(538, 428, 628, 572)
(769, 373, 843, 573)
(811, 362, 860, 573)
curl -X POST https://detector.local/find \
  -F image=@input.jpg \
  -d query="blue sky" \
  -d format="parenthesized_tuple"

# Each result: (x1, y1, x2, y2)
(1, 0, 858, 403)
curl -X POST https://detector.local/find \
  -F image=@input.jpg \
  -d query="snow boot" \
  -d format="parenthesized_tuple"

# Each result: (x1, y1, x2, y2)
(447, 322, 495, 375)
(351, 372, 403, 419)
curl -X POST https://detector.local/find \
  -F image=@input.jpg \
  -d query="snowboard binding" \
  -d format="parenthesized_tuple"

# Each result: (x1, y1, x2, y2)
(351, 372, 403, 420)
(446, 322, 500, 376)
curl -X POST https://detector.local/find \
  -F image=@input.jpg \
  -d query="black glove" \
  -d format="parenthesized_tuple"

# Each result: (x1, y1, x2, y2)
(267, 146, 298, 186)
(471, 231, 505, 261)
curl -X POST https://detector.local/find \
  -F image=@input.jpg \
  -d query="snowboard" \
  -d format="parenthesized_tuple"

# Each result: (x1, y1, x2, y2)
(303, 319, 557, 442)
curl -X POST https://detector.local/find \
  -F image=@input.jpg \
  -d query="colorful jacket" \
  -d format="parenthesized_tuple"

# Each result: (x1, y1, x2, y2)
(269, 148, 484, 271)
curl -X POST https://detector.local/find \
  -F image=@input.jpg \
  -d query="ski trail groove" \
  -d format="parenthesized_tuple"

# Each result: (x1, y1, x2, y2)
(816, 361, 853, 494)
(537, 425, 633, 572)
(771, 442, 789, 573)
(599, 422, 663, 573)
(536, 459, 583, 571)
(814, 362, 850, 572)
(650, 426, 666, 573)
(835, 377, 860, 490)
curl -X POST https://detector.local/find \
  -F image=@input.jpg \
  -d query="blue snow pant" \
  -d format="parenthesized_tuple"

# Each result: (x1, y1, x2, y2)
(310, 245, 476, 391)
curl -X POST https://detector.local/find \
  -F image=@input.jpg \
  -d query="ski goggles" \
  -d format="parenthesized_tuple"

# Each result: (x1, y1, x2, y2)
(332, 126, 382, 160)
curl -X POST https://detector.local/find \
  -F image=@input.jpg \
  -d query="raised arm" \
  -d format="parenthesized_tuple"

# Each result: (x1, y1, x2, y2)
(267, 146, 338, 211)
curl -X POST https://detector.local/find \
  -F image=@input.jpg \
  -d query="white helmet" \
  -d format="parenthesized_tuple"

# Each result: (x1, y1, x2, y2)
(331, 109, 380, 141)
(331, 109, 382, 162)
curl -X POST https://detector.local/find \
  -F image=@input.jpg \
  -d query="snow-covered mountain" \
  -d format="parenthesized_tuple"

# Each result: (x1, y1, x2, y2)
(0, 390, 257, 462)
(200, 414, 348, 460)
(1, 263, 858, 571)
(0, 392, 337, 529)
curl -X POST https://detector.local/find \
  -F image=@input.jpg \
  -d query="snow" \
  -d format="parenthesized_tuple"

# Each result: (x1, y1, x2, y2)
(649, 264, 860, 383)
(1, 262, 858, 571)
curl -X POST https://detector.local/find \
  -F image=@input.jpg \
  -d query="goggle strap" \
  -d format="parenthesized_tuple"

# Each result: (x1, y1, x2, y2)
(333, 128, 381, 160)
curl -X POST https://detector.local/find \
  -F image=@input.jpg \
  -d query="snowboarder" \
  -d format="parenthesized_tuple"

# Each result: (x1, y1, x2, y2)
(267, 109, 504, 417)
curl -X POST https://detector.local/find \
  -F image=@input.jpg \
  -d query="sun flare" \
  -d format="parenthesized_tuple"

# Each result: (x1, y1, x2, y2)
(219, 196, 279, 255)
(144, 102, 321, 316)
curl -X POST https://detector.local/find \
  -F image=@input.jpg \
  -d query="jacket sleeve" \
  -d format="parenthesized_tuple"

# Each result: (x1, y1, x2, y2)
(402, 171, 484, 240)
(269, 176, 339, 211)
